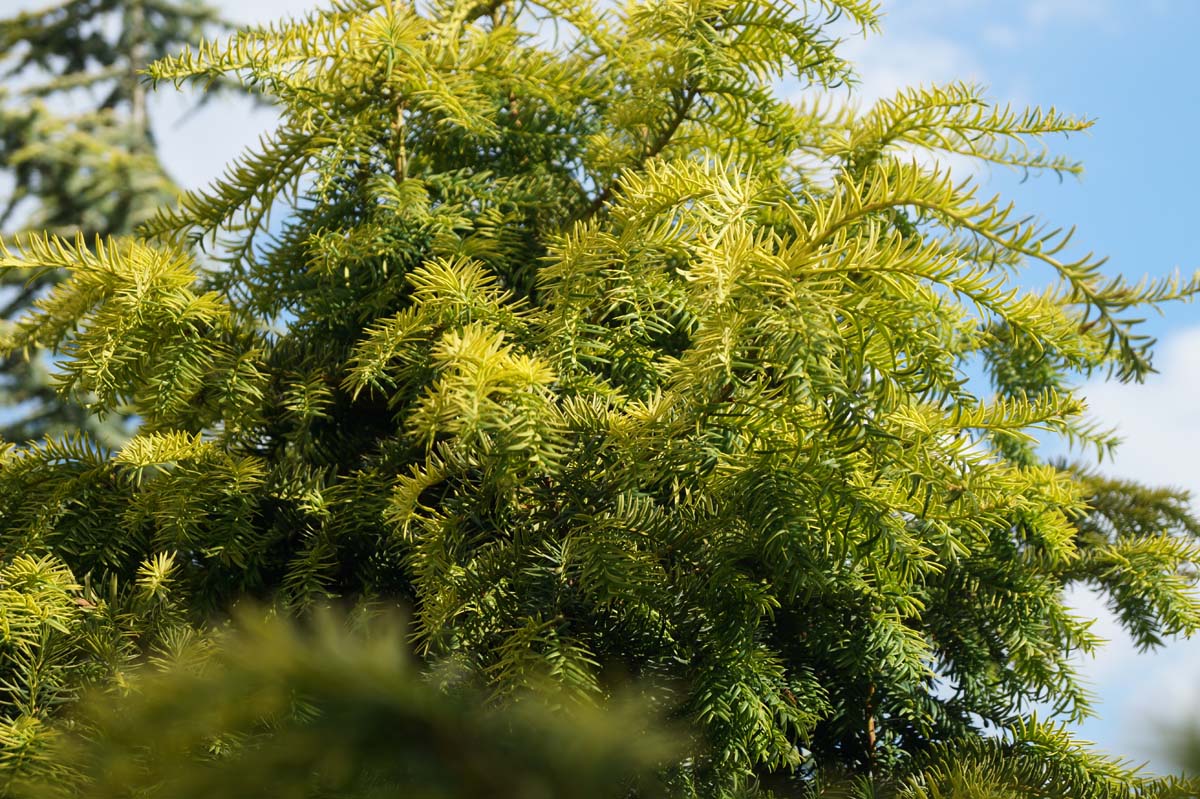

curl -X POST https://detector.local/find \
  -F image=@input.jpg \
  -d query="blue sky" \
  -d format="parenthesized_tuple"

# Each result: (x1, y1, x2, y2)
(7, 0, 1200, 776)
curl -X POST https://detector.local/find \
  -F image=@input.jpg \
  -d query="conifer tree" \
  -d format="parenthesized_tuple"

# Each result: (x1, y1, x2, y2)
(0, 0, 227, 444)
(2, 0, 1199, 796)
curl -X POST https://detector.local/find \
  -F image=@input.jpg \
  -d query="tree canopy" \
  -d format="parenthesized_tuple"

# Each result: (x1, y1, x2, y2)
(0, 0, 1198, 796)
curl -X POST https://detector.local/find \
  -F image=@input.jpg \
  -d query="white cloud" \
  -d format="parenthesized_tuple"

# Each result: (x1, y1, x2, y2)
(981, 24, 1019, 50)
(1023, 0, 1118, 31)
(1, 0, 1197, 775)
(781, 9, 1200, 768)
(839, 32, 982, 109)
(1081, 324, 1200, 502)
(1062, 324, 1200, 770)
(1064, 585, 1131, 679)
(1112, 635, 1200, 769)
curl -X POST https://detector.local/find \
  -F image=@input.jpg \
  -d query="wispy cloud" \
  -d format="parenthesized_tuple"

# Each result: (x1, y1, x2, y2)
(793, 12, 987, 178)
(1022, 0, 1118, 31)
(840, 32, 982, 108)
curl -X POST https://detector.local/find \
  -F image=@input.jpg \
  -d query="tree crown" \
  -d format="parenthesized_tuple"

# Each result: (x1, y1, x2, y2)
(1, 0, 1198, 796)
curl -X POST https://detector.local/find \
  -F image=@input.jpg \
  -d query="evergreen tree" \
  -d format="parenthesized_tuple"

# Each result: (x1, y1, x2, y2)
(0, 0, 227, 444)
(1, 0, 1199, 795)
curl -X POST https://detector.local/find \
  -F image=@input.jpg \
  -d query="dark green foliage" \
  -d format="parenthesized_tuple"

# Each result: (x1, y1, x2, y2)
(1, 0, 1199, 796)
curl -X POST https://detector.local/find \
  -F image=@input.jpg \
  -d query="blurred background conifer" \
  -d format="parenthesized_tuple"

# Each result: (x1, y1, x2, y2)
(0, 0, 231, 445)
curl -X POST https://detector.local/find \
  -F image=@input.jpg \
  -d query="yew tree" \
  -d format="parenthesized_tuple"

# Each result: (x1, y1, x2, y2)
(1, 0, 1199, 796)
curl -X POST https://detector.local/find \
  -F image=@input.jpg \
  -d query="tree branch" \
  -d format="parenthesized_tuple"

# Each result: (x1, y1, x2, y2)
(577, 83, 699, 223)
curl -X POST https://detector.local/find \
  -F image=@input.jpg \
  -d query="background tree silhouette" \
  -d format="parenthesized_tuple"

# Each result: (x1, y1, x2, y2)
(0, 0, 230, 444)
